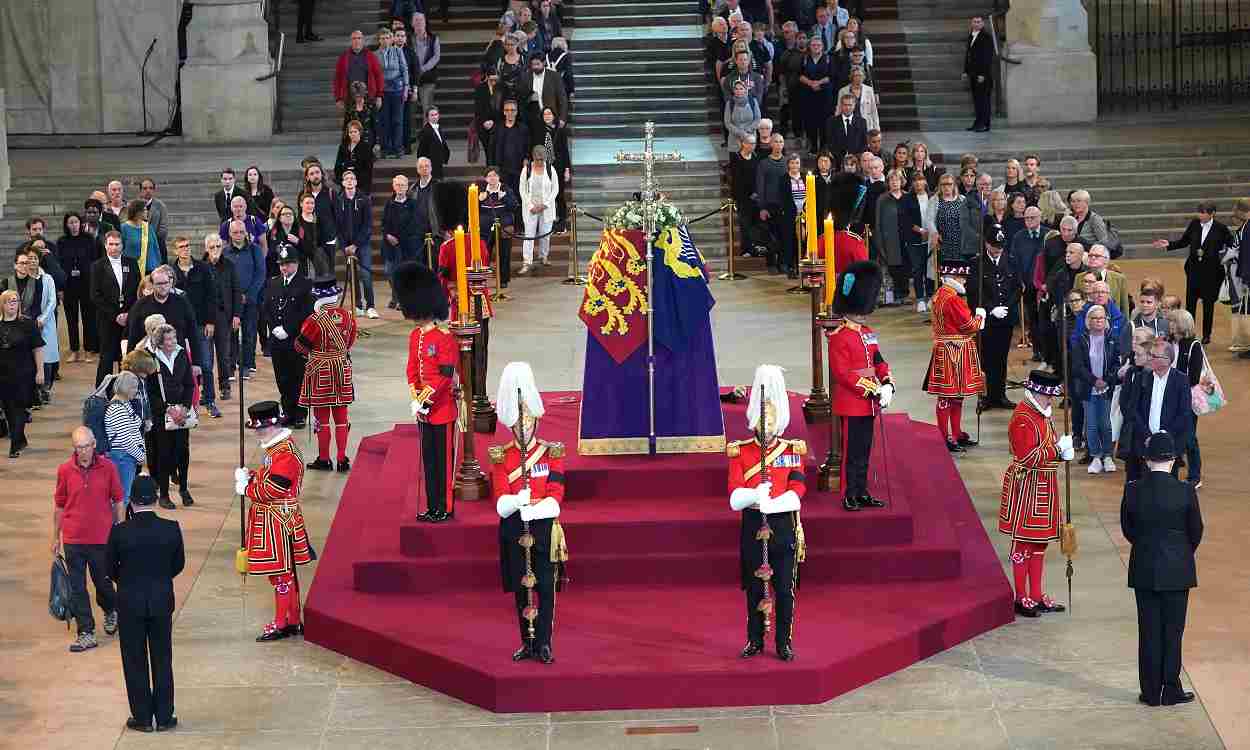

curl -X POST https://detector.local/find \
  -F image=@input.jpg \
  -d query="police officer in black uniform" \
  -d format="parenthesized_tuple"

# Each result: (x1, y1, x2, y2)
(971, 223, 1021, 409)
(264, 244, 314, 429)
(107, 476, 185, 732)
(1120, 431, 1204, 707)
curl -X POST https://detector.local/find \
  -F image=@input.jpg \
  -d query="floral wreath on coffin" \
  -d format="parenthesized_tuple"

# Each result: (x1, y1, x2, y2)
(607, 196, 685, 233)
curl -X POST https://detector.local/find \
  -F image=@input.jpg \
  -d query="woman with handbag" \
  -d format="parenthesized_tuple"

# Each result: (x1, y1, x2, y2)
(1170, 310, 1210, 487)
(0, 289, 45, 458)
(146, 325, 196, 508)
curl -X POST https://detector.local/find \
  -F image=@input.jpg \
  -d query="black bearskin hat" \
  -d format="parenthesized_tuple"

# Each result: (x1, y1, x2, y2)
(827, 172, 868, 230)
(435, 180, 468, 234)
(391, 261, 449, 322)
(833, 260, 883, 316)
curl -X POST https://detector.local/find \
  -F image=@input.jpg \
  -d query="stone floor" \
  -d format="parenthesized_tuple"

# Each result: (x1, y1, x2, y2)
(2, 250, 1244, 749)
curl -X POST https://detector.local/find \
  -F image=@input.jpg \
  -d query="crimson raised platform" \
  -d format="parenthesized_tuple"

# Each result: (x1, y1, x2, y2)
(304, 392, 1014, 713)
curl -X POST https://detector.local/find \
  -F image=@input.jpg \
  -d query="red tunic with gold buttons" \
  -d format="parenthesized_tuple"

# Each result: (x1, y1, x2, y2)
(998, 400, 1062, 543)
(406, 324, 458, 425)
(726, 438, 808, 588)
(489, 439, 568, 593)
(244, 433, 314, 576)
(923, 284, 985, 397)
(295, 304, 358, 408)
(437, 237, 494, 319)
(827, 320, 892, 417)
(811, 229, 869, 270)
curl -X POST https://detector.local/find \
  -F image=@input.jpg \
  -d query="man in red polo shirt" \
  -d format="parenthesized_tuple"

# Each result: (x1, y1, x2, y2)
(53, 426, 125, 653)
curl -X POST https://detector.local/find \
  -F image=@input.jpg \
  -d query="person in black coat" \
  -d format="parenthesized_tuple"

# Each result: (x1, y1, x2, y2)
(1120, 431, 1203, 707)
(146, 324, 196, 506)
(964, 15, 995, 131)
(171, 240, 221, 413)
(57, 212, 101, 359)
(334, 121, 376, 194)
(1152, 202, 1236, 344)
(213, 170, 253, 223)
(203, 236, 241, 402)
(823, 95, 868, 168)
(126, 266, 199, 361)
(479, 168, 520, 287)
(491, 100, 531, 198)
(90, 232, 141, 386)
(969, 226, 1021, 408)
(474, 68, 503, 162)
(264, 247, 315, 428)
(416, 107, 453, 181)
(1121, 338, 1194, 481)
(334, 170, 375, 312)
(533, 107, 573, 231)
(107, 475, 185, 732)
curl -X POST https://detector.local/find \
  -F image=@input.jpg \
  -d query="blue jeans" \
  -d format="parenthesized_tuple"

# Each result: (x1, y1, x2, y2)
(381, 90, 404, 154)
(1084, 391, 1113, 457)
(236, 301, 259, 371)
(347, 246, 376, 309)
(904, 241, 930, 301)
(108, 449, 140, 508)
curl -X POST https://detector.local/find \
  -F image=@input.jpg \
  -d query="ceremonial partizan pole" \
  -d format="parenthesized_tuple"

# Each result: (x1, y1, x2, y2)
(235, 327, 248, 578)
(1060, 295, 1076, 613)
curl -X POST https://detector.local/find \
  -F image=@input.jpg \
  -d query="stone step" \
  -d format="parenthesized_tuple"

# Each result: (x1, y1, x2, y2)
(575, 71, 707, 86)
(567, 0, 702, 16)
(569, 122, 717, 138)
(570, 95, 719, 112)
(568, 13, 703, 28)
(576, 82, 709, 97)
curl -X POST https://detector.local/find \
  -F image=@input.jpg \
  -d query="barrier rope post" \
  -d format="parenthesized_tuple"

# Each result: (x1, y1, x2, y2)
(491, 219, 511, 301)
(563, 203, 587, 286)
(718, 199, 746, 281)
(424, 233, 434, 269)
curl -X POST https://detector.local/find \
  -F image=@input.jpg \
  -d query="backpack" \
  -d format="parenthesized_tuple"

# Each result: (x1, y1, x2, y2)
(82, 376, 115, 454)
(49, 555, 73, 624)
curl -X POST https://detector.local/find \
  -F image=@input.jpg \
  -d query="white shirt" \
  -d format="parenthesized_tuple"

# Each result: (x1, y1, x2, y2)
(1148, 371, 1168, 433)
(530, 71, 545, 104)
(430, 123, 443, 141)
(108, 255, 124, 289)
(1200, 219, 1212, 245)
(969, 30, 980, 45)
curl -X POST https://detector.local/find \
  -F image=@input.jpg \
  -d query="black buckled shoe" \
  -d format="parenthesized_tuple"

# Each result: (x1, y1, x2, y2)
(842, 496, 862, 512)
(282, 623, 304, 637)
(957, 435, 978, 448)
(416, 511, 433, 523)
(307, 458, 334, 471)
(256, 623, 290, 642)
(946, 440, 965, 453)
(777, 644, 795, 661)
(740, 641, 764, 658)
(1014, 598, 1040, 618)
(512, 645, 534, 662)
(859, 493, 886, 508)
(336, 457, 351, 473)
(1036, 596, 1066, 614)
(538, 646, 555, 664)
(427, 510, 450, 523)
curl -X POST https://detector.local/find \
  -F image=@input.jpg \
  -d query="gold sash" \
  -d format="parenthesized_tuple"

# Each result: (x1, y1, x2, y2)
(743, 441, 788, 483)
(507, 442, 549, 485)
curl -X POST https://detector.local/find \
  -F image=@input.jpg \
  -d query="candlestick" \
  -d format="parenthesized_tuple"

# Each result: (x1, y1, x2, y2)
(805, 172, 817, 260)
(454, 226, 469, 322)
(822, 215, 835, 309)
(467, 183, 482, 267)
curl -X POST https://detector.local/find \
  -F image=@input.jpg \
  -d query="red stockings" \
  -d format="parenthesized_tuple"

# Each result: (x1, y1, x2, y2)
(312, 406, 350, 462)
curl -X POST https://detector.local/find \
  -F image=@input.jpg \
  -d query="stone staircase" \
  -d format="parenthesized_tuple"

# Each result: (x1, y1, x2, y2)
(563, 0, 731, 263)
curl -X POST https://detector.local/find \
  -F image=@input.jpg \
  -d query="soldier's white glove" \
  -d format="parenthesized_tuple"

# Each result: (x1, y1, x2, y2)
(234, 467, 250, 484)
(271, 326, 288, 340)
(755, 482, 773, 506)
(991, 306, 1008, 319)
(729, 487, 758, 511)
(974, 308, 987, 329)
(496, 494, 522, 518)
(878, 383, 895, 409)
(410, 399, 429, 418)
(1057, 434, 1075, 461)
(517, 487, 532, 506)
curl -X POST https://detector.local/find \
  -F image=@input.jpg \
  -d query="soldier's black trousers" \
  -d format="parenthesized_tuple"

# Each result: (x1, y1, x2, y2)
(843, 415, 875, 499)
(512, 557, 556, 650)
(420, 422, 452, 514)
(746, 544, 796, 649)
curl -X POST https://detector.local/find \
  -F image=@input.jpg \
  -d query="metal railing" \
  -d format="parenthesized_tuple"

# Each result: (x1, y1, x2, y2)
(1092, 0, 1250, 114)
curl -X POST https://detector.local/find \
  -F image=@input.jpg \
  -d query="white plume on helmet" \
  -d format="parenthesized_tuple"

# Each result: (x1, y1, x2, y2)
(746, 365, 789, 437)
(496, 361, 545, 429)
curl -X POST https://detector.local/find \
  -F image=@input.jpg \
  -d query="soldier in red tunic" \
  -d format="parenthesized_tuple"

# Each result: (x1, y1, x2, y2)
(727, 365, 807, 662)
(922, 261, 987, 453)
(827, 261, 894, 512)
(999, 369, 1074, 617)
(234, 401, 314, 642)
(393, 261, 459, 523)
(295, 275, 359, 472)
(489, 362, 568, 665)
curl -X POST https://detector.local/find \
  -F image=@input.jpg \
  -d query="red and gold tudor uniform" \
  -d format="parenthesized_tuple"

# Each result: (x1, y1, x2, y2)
(923, 267, 986, 449)
(407, 322, 459, 520)
(490, 439, 568, 658)
(826, 261, 891, 511)
(295, 279, 359, 471)
(998, 371, 1069, 616)
(727, 436, 807, 659)
(241, 402, 314, 641)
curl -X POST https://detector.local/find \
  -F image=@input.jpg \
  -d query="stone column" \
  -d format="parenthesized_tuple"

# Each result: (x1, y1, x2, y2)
(181, 0, 275, 142)
(0, 89, 9, 218)
(1002, 0, 1098, 124)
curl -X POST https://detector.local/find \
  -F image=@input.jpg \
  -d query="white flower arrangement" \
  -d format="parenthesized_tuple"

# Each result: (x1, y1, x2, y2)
(608, 198, 685, 232)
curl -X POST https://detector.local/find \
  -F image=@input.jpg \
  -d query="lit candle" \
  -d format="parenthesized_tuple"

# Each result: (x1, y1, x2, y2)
(805, 171, 817, 260)
(823, 214, 836, 309)
(454, 226, 469, 321)
(467, 183, 482, 266)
